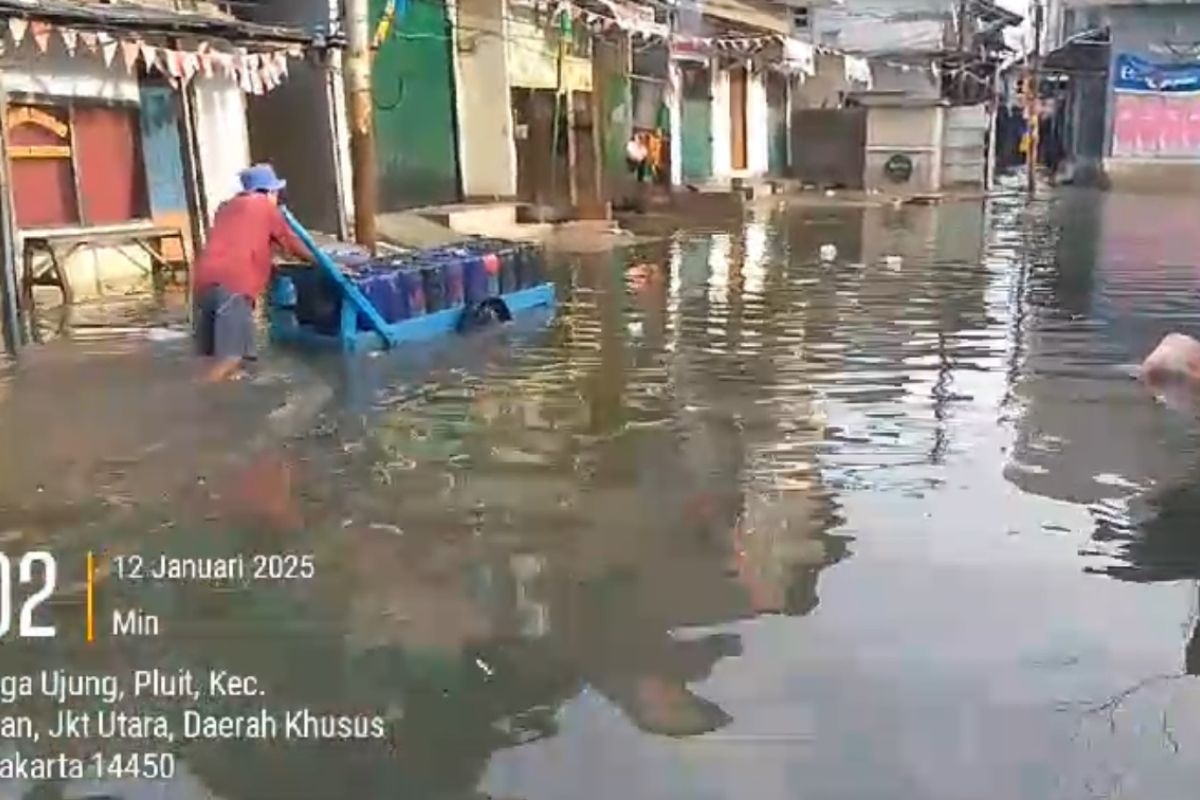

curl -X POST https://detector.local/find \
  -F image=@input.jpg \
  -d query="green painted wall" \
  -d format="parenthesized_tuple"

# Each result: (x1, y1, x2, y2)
(680, 68, 712, 182)
(767, 77, 788, 177)
(371, 0, 461, 209)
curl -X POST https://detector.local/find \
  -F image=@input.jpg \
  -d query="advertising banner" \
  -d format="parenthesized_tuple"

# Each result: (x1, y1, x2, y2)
(1112, 53, 1200, 157)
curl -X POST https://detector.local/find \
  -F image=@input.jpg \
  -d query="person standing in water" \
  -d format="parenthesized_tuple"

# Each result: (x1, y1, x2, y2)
(192, 163, 312, 382)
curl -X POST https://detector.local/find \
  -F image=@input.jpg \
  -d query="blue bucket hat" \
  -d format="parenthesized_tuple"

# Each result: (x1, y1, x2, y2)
(239, 163, 287, 193)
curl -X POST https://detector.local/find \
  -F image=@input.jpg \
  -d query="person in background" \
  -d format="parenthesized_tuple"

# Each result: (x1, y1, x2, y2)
(192, 163, 312, 382)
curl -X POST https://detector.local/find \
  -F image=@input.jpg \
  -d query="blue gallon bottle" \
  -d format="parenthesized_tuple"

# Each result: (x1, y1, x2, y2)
(394, 267, 426, 317)
(463, 254, 490, 304)
(421, 262, 447, 312)
(497, 247, 519, 294)
(442, 258, 465, 308)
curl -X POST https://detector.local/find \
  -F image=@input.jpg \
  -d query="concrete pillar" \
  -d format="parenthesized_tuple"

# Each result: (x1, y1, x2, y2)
(669, 60, 683, 187)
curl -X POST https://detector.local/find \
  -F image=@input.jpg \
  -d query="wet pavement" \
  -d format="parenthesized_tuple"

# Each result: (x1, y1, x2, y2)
(3, 187, 1200, 798)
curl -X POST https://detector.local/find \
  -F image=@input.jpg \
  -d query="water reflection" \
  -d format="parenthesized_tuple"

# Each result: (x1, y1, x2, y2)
(4, 191, 1200, 798)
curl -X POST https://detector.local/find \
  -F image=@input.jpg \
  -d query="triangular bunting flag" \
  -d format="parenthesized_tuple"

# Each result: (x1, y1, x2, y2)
(198, 50, 215, 79)
(163, 49, 183, 79)
(212, 52, 231, 79)
(120, 39, 140, 72)
(237, 56, 254, 93)
(8, 18, 27, 47)
(277, 51, 289, 79)
(99, 33, 118, 67)
(80, 31, 97, 53)
(140, 42, 159, 72)
(60, 27, 78, 56)
(30, 21, 51, 53)
(182, 52, 200, 82)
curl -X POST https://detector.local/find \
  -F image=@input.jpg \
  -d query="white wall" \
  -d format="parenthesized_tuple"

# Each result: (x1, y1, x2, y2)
(712, 65, 732, 179)
(193, 75, 252, 221)
(748, 67, 769, 175)
(454, 0, 517, 197)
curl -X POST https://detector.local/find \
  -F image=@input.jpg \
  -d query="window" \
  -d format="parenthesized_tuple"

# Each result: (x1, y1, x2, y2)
(792, 7, 810, 32)
(7, 100, 149, 229)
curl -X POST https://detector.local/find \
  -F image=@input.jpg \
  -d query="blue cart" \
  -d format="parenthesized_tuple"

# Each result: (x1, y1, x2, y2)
(267, 207, 556, 353)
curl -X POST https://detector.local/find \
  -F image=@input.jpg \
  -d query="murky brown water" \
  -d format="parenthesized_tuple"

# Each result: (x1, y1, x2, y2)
(3, 188, 1200, 799)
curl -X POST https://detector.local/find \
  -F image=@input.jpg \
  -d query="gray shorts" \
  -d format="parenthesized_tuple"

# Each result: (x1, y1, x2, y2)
(194, 284, 256, 361)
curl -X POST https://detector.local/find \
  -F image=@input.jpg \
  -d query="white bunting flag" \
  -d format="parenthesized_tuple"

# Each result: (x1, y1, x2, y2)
(8, 18, 27, 47)
(278, 51, 290, 79)
(80, 31, 97, 53)
(237, 56, 254, 93)
(212, 51, 232, 79)
(198, 50, 214, 79)
(140, 42, 159, 72)
(98, 32, 118, 67)
(60, 27, 78, 56)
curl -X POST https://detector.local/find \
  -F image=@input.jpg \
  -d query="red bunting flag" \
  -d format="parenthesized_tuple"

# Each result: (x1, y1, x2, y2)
(163, 49, 184, 79)
(30, 21, 51, 53)
(120, 39, 140, 72)
(182, 52, 200, 82)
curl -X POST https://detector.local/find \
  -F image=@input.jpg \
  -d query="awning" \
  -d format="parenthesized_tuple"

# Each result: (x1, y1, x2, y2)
(1043, 27, 1110, 76)
(0, 0, 319, 47)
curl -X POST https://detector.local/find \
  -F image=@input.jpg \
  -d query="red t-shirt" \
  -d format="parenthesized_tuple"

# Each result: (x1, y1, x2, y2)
(193, 192, 309, 299)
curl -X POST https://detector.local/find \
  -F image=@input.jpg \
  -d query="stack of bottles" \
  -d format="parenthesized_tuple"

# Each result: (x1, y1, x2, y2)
(287, 240, 546, 336)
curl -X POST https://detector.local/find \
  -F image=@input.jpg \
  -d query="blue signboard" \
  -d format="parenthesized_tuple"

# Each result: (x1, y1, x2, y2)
(1114, 53, 1200, 94)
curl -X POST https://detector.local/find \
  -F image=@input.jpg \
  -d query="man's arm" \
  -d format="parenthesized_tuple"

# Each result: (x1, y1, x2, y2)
(269, 207, 314, 263)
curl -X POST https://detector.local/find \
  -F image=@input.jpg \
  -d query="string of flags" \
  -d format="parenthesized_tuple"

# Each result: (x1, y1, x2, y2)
(554, 0, 994, 90)
(4, 16, 301, 95)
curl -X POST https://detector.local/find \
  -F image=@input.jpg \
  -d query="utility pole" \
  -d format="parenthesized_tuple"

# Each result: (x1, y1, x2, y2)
(956, 0, 968, 102)
(1025, 0, 1043, 196)
(0, 85, 20, 356)
(344, 0, 378, 251)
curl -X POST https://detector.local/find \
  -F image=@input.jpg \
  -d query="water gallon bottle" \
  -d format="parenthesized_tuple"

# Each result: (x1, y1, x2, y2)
(462, 254, 490, 304)
(497, 247, 519, 294)
(421, 262, 448, 312)
(394, 266, 426, 317)
(442, 257, 465, 308)
(481, 252, 501, 296)
(270, 273, 297, 309)
(269, 274, 298, 331)
(358, 267, 398, 324)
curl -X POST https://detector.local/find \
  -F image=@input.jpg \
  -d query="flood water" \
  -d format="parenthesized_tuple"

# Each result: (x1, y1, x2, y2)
(3, 188, 1200, 798)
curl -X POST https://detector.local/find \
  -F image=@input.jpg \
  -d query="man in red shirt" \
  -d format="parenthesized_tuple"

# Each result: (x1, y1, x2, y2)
(193, 163, 311, 381)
